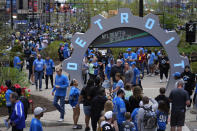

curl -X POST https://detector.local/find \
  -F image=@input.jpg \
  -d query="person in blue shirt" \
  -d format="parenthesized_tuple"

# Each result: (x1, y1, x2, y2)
(131, 62, 141, 88)
(52, 67, 69, 122)
(30, 107, 46, 131)
(147, 50, 156, 76)
(113, 89, 126, 131)
(131, 108, 140, 131)
(9, 92, 25, 131)
(105, 59, 113, 80)
(33, 54, 46, 91)
(124, 48, 132, 65)
(63, 43, 70, 59)
(69, 79, 82, 129)
(45, 56, 55, 89)
(112, 73, 124, 96)
(5, 80, 13, 119)
(13, 53, 23, 71)
(156, 101, 169, 131)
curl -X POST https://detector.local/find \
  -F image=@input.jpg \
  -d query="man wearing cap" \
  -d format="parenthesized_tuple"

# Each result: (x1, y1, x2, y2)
(101, 111, 115, 131)
(52, 67, 69, 122)
(30, 107, 46, 131)
(173, 72, 184, 89)
(131, 62, 141, 88)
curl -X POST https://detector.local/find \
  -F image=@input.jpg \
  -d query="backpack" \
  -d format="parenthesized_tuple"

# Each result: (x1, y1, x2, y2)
(143, 106, 157, 129)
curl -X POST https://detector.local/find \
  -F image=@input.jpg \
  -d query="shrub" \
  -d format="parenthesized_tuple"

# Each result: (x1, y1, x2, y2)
(40, 41, 64, 62)
(0, 67, 29, 88)
(191, 62, 197, 74)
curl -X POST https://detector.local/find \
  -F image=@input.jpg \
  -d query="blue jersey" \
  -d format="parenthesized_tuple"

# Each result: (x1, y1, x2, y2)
(30, 118, 43, 131)
(13, 56, 21, 70)
(33, 59, 45, 72)
(63, 46, 70, 59)
(156, 110, 168, 130)
(132, 67, 140, 85)
(105, 63, 112, 80)
(52, 74, 69, 97)
(93, 62, 98, 75)
(5, 89, 13, 106)
(148, 52, 155, 65)
(69, 86, 80, 107)
(11, 101, 26, 130)
(45, 59, 54, 75)
(113, 97, 126, 124)
(131, 108, 139, 131)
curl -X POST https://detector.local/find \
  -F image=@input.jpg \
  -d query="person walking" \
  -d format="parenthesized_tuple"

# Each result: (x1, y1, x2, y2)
(45, 56, 55, 89)
(137, 96, 158, 131)
(158, 51, 169, 83)
(5, 80, 13, 119)
(28, 54, 35, 84)
(169, 80, 190, 131)
(52, 67, 69, 122)
(30, 107, 46, 131)
(113, 89, 126, 131)
(13, 52, 23, 71)
(32, 54, 46, 91)
(9, 92, 26, 131)
(69, 79, 82, 129)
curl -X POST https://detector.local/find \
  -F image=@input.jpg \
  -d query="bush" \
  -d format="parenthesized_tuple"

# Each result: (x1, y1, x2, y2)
(191, 62, 197, 74)
(0, 67, 29, 88)
(40, 41, 64, 62)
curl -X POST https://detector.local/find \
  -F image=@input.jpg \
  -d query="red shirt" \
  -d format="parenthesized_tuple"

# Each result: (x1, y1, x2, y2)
(138, 54, 146, 63)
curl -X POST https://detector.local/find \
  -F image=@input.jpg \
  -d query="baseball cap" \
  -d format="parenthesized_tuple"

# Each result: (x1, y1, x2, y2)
(173, 72, 181, 77)
(131, 62, 136, 65)
(127, 48, 132, 51)
(34, 107, 46, 116)
(104, 111, 113, 119)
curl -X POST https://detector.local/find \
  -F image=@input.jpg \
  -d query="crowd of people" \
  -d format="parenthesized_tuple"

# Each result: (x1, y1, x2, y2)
(7, 38, 197, 131)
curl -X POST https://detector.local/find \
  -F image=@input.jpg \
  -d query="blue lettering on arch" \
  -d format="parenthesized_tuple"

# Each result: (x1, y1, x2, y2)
(121, 13, 129, 24)
(165, 37, 175, 45)
(94, 19, 103, 30)
(174, 60, 184, 68)
(67, 63, 77, 70)
(145, 18, 155, 30)
(75, 37, 87, 48)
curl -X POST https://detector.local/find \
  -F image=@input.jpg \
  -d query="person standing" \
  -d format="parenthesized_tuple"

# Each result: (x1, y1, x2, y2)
(5, 80, 13, 118)
(110, 59, 124, 94)
(181, 65, 196, 107)
(9, 92, 26, 131)
(123, 62, 133, 85)
(69, 79, 82, 129)
(158, 51, 169, 83)
(45, 56, 55, 89)
(13, 52, 23, 71)
(169, 80, 190, 131)
(137, 50, 146, 78)
(113, 89, 126, 131)
(28, 54, 35, 84)
(131, 62, 141, 88)
(101, 111, 116, 131)
(30, 107, 46, 131)
(52, 67, 69, 122)
(32, 54, 46, 91)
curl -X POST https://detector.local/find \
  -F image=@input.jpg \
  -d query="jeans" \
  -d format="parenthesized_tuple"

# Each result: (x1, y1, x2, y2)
(34, 71, 43, 89)
(139, 62, 144, 76)
(45, 75, 53, 89)
(53, 95, 65, 119)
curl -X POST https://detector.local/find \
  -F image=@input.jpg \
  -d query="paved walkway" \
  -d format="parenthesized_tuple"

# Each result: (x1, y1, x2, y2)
(0, 71, 197, 130)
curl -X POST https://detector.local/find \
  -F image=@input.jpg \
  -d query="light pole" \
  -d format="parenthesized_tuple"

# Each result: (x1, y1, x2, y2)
(10, 0, 13, 29)
(139, 0, 143, 17)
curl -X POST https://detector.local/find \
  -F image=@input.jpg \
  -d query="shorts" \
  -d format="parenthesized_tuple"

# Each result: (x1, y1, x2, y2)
(69, 101, 78, 108)
(170, 110, 185, 127)
(83, 106, 91, 116)
(148, 63, 154, 68)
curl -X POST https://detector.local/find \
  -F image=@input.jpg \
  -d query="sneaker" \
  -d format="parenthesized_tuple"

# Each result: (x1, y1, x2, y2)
(166, 79, 169, 82)
(39, 89, 42, 91)
(160, 79, 163, 83)
(58, 118, 64, 122)
(85, 127, 90, 131)
(151, 74, 155, 77)
(73, 125, 82, 129)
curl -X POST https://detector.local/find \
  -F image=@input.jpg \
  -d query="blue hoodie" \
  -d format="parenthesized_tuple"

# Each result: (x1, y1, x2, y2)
(52, 74, 69, 97)
(30, 118, 43, 131)
(11, 101, 26, 129)
(5, 89, 13, 107)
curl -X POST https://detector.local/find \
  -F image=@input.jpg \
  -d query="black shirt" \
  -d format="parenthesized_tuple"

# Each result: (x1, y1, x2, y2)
(155, 94, 170, 111)
(80, 86, 94, 106)
(110, 65, 123, 82)
(129, 96, 142, 113)
(169, 88, 189, 112)
(158, 56, 169, 69)
(102, 123, 115, 131)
